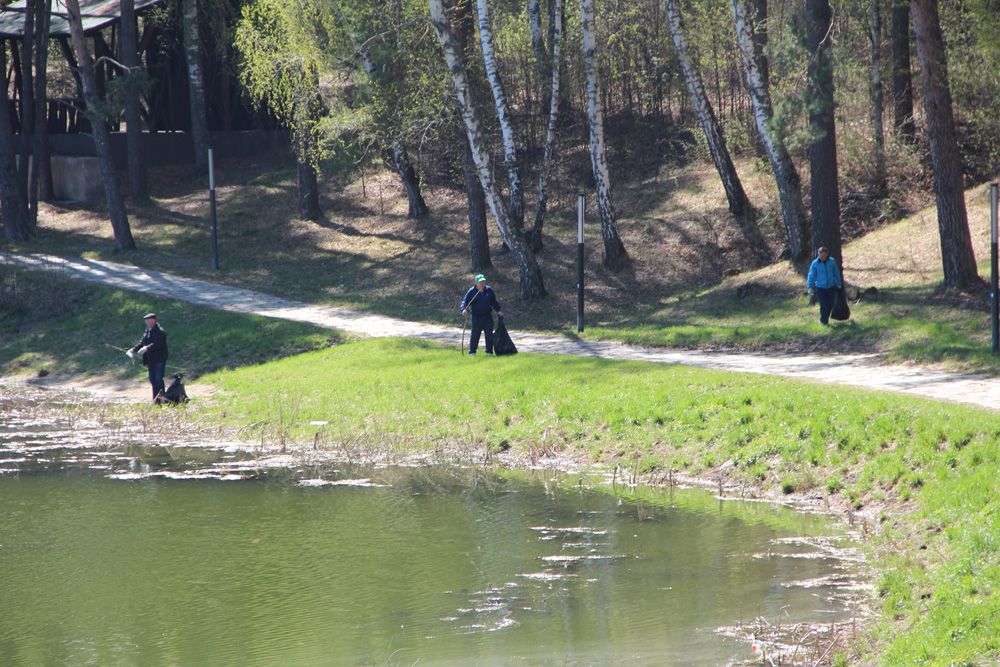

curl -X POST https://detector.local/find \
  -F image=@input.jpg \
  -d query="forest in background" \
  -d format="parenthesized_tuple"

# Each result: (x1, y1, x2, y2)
(2, 0, 1000, 300)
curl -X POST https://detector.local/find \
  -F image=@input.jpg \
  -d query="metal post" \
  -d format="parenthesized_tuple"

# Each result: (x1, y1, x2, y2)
(991, 182, 998, 354)
(209, 148, 219, 272)
(577, 193, 585, 333)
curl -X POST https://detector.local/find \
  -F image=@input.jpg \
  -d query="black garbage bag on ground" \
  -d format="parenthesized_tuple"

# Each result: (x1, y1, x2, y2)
(156, 373, 190, 405)
(831, 287, 851, 321)
(492, 316, 518, 356)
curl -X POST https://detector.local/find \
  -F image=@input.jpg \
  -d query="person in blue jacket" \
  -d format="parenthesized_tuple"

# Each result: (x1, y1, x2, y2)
(127, 312, 169, 400)
(806, 247, 843, 325)
(460, 274, 503, 355)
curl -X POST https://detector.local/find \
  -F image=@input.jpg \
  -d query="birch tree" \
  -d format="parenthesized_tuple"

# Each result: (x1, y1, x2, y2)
(581, 0, 628, 269)
(664, 0, 767, 258)
(476, 0, 525, 227)
(528, 0, 562, 250)
(911, 0, 979, 289)
(182, 0, 210, 173)
(806, 0, 841, 266)
(731, 0, 808, 260)
(429, 0, 546, 299)
(65, 0, 136, 250)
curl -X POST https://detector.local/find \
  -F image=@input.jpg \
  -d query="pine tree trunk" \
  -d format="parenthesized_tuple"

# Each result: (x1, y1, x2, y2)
(429, 0, 546, 299)
(665, 0, 767, 259)
(0, 51, 31, 242)
(297, 156, 321, 221)
(732, 0, 809, 260)
(891, 1, 916, 142)
(462, 123, 492, 271)
(18, 1, 35, 200)
(31, 0, 53, 208)
(476, 0, 524, 228)
(530, 0, 562, 251)
(454, 0, 492, 271)
(581, 0, 628, 269)
(870, 0, 887, 196)
(181, 0, 209, 173)
(65, 0, 135, 250)
(911, 0, 979, 290)
(806, 0, 841, 268)
(392, 142, 429, 218)
(121, 0, 149, 202)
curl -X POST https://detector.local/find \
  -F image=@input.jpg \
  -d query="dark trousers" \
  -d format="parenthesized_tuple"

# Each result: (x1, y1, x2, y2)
(817, 287, 837, 325)
(469, 315, 494, 354)
(148, 361, 166, 400)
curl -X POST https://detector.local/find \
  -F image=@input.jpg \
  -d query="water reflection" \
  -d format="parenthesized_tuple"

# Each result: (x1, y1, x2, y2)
(0, 404, 866, 666)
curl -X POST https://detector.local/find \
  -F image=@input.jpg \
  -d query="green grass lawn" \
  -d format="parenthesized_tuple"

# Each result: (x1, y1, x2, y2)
(201, 337, 998, 663)
(0, 268, 341, 380)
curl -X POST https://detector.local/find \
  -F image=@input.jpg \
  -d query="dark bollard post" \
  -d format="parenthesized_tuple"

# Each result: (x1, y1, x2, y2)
(991, 182, 998, 354)
(209, 148, 219, 272)
(577, 193, 585, 333)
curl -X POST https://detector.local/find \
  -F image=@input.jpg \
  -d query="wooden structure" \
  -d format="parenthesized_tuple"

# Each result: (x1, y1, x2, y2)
(0, 0, 268, 140)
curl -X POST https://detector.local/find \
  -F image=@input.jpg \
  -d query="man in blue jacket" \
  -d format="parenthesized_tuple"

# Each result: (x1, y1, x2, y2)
(460, 274, 503, 355)
(127, 312, 169, 400)
(806, 247, 843, 325)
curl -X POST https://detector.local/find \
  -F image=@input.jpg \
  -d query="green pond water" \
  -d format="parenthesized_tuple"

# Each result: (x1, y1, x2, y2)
(0, 407, 863, 666)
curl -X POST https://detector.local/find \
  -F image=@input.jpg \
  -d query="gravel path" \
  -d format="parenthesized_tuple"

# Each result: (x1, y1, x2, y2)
(4, 251, 998, 410)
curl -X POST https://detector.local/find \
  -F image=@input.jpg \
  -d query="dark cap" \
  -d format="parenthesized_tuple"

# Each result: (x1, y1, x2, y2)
(143, 312, 157, 320)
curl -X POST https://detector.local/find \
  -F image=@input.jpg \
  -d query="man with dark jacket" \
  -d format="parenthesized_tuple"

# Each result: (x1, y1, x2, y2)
(127, 312, 169, 401)
(460, 274, 503, 355)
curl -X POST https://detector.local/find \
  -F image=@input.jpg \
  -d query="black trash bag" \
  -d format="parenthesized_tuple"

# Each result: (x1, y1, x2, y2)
(492, 316, 518, 356)
(831, 287, 851, 321)
(156, 373, 190, 405)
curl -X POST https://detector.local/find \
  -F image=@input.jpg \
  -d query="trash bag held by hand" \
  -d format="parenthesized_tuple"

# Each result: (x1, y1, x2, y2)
(492, 316, 518, 356)
(831, 287, 851, 321)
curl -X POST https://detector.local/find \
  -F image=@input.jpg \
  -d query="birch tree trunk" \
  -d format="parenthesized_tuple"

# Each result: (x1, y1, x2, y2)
(182, 0, 210, 173)
(806, 0, 841, 268)
(429, 0, 546, 299)
(731, 0, 808, 260)
(891, 1, 916, 142)
(529, 0, 562, 250)
(665, 0, 767, 259)
(528, 0, 547, 65)
(581, 0, 628, 269)
(121, 0, 149, 202)
(31, 0, 53, 210)
(476, 0, 524, 228)
(869, 0, 887, 195)
(65, 0, 135, 250)
(911, 0, 979, 290)
(0, 51, 31, 242)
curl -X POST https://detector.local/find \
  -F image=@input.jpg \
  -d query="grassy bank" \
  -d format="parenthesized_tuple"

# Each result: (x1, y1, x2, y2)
(201, 337, 998, 662)
(0, 269, 341, 380)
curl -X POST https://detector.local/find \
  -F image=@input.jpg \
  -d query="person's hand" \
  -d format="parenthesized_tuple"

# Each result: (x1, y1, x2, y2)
(125, 349, 135, 359)
(807, 287, 816, 298)
(497, 310, 503, 317)
(139, 345, 151, 356)
(461, 308, 468, 316)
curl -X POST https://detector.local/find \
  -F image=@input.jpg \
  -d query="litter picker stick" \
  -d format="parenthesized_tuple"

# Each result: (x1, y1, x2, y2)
(105, 343, 131, 353)
(460, 289, 480, 355)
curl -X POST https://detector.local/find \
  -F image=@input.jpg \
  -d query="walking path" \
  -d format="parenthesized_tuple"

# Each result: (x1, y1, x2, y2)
(4, 251, 1000, 410)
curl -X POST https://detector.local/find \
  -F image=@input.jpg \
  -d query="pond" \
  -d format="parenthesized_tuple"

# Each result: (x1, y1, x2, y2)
(0, 398, 864, 666)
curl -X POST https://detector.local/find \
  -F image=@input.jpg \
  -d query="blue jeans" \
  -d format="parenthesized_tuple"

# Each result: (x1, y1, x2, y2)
(469, 315, 494, 354)
(148, 361, 166, 400)
(817, 287, 837, 325)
